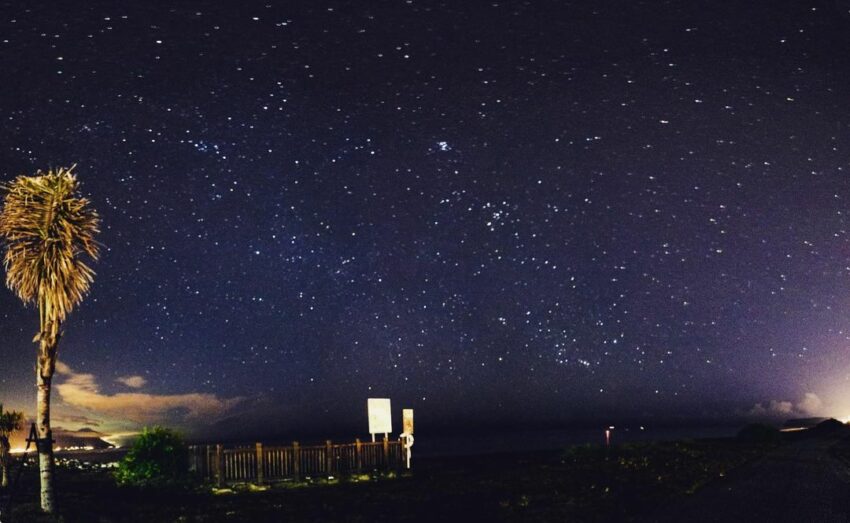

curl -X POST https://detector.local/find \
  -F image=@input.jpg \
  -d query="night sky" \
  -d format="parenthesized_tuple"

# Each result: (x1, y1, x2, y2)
(2, 0, 850, 441)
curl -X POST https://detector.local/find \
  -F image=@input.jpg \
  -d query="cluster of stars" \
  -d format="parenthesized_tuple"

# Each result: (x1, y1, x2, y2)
(0, 1, 848, 434)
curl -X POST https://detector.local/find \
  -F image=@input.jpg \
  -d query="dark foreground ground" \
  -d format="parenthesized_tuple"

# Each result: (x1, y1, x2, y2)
(646, 431, 850, 522)
(3, 429, 848, 523)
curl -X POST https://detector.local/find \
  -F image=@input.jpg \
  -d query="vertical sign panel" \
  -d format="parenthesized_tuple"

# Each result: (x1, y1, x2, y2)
(403, 409, 414, 435)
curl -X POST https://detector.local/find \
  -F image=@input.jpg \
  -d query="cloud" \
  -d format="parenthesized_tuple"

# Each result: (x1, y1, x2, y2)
(53, 413, 102, 427)
(116, 375, 147, 388)
(54, 362, 242, 424)
(797, 392, 823, 415)
(748, 393, 824, 418)
(748, 400, 793, 417)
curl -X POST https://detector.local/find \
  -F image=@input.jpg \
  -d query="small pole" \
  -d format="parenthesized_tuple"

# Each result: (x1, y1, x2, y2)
(292, 441, 301, 481)
(355, 438, 362, 473)
(206, 445, 212, 480)
(382, 434, 389, 467)
(403, 435, 413, 470)
(325, 440, 333, 476)
(215, 444, 224, 487)
(255, 443, 264, 485)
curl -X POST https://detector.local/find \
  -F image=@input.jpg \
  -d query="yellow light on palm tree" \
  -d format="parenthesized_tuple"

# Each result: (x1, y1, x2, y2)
(0, 166, 100, 513)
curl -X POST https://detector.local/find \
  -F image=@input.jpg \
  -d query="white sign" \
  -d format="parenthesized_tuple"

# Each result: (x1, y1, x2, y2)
(367, 398, 392, 435)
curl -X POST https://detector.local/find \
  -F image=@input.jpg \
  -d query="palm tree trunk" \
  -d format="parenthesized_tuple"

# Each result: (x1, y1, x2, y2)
(36, 362, 55, 513)
(1, 440, 9, 488)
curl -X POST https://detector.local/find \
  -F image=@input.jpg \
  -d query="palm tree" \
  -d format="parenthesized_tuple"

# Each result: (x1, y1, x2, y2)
(0, 404, 24, 488)
(0, 166, 100, 512)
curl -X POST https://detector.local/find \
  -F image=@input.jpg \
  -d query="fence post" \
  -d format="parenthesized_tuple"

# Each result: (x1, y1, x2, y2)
(215, 444, 224, 487)
(382, 435, 389, 468)
(255, 442, 264, 485)
(206, 445, 212, 480)
(355, 438, 362, 473)
(325, 440, 333, 476)
(188, 445, 195, 474)
(293, 441, 301, 481)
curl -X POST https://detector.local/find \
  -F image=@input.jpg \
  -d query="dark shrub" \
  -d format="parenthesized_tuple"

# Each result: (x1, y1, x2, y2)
(736, 423, 781, 443)
(114, 426, 189, 487)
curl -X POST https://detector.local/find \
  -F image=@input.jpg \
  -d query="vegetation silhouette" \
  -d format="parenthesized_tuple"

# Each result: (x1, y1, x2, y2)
(115, 427, 190, 488)
(0, 404, 24, 488)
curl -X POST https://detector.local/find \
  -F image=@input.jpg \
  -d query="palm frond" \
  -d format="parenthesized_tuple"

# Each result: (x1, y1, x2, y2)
(0, 404, 24, 434)
(0, 166, 100, 325)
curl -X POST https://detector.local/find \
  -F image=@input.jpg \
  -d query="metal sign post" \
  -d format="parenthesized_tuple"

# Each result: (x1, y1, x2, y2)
(399, 433, 414, 469)
(401, 409, 414, 469)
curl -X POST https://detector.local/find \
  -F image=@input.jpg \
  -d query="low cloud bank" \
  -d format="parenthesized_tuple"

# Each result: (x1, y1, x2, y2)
(55, 362, 242, 424)
(749, 392, 823, 418)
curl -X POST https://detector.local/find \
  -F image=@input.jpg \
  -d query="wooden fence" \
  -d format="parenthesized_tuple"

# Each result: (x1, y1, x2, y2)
(188, 437, 405, 485)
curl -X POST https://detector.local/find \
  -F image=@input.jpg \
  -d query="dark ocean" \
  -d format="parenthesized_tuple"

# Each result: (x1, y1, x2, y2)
(413, 425, 740, 457)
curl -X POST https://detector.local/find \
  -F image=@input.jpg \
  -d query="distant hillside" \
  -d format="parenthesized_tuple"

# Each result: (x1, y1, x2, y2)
(783, 417, 830, 429)
(55, 428, 114, 450)
(8, 426, 113, 450)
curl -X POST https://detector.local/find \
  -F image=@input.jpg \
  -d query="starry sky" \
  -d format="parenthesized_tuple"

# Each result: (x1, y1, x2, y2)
(2, 0, 850, 441)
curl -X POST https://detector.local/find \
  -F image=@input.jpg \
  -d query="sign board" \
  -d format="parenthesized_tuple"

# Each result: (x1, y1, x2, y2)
(367, 398, 392, 435)
(403, 409, 414, 435)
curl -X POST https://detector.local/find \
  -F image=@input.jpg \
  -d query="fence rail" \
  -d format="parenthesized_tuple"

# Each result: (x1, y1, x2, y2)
(189, 437, 404, 485)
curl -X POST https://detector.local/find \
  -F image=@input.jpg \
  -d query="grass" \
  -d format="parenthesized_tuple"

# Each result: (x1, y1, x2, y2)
(826, 431, 850, 466)
(0, 438, 773, 522)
